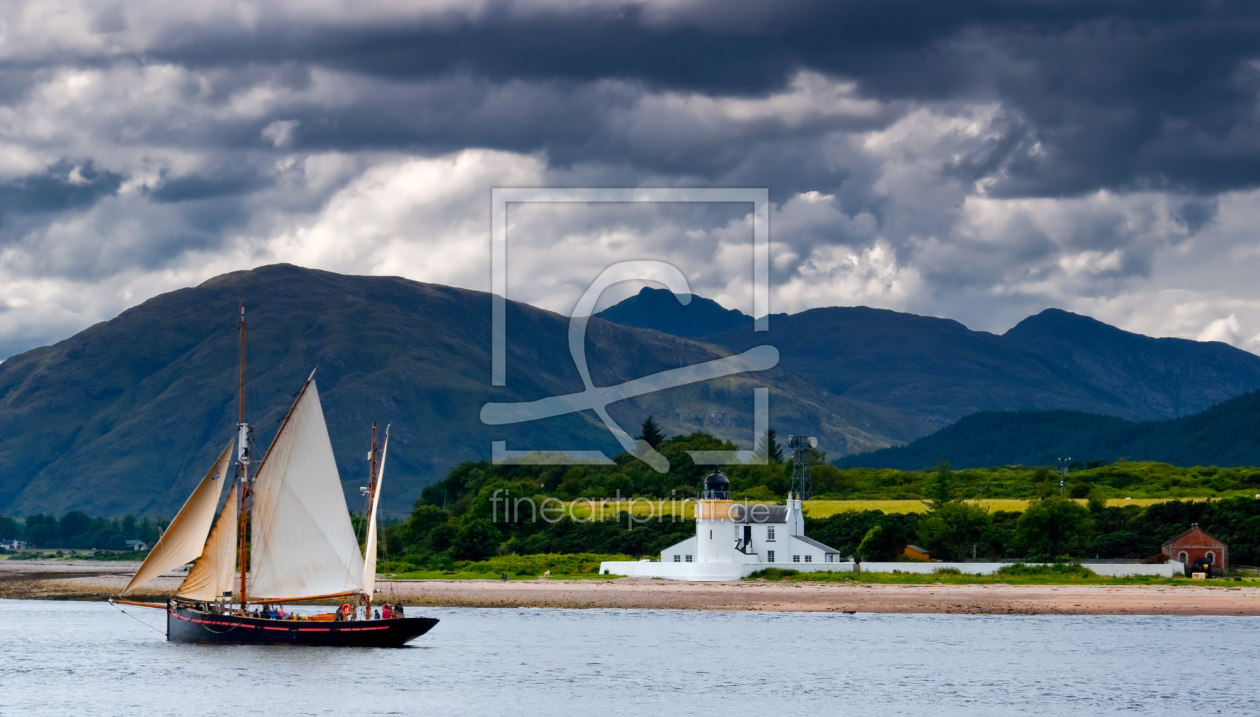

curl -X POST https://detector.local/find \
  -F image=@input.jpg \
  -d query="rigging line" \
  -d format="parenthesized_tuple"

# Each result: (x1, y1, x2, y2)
(108, 602, 165, 637)
(155, 329, 237, 519)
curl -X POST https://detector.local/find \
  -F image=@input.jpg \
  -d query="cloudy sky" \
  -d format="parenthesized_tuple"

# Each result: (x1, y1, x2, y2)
(4, 0, 1260, 358)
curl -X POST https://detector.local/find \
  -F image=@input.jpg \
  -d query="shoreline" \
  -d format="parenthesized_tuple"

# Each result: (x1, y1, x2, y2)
(3, 561, 1259, 615)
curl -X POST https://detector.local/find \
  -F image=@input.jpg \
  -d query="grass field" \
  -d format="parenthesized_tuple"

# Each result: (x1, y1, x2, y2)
(802, 497, 1186, 517)
(558, 497, 1199, 521)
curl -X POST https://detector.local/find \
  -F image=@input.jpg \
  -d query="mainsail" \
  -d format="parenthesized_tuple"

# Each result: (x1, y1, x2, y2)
(122, 440, 234, 594)
(176, 482, 239, 601)
(249, 379, 365, 599)
(362, 427, 388, 597)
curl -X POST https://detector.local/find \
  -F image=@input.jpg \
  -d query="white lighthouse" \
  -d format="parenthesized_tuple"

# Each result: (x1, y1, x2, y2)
(695, 469, 740, 563)
(600, 468, 853, 581)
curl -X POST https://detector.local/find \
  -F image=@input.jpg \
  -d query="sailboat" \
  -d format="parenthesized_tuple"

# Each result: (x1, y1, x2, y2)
(110, 306, 438, 647)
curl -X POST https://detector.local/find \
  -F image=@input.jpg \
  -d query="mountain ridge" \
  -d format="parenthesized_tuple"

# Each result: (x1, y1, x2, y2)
(597, 291, 1260, 426)
(0, 264, 930, 517)
(593, 287, 755, 338)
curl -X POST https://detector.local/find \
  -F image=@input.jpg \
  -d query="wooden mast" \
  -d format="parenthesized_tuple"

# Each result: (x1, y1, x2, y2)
(369, 422, 378, 499)
(236, 304, 250, 608)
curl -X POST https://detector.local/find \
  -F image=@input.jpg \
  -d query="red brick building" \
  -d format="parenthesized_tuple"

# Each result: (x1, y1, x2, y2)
(1162, 524, 1228, 574)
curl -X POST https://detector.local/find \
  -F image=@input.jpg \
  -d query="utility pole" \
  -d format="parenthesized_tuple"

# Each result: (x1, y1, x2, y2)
(1057, 457, 1071, 497)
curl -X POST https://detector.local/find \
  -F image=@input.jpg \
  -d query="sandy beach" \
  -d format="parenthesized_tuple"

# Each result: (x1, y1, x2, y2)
(3, 560, 1259, 615)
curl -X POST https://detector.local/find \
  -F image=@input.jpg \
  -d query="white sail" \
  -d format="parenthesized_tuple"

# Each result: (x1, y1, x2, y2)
(176, 482, 238, 601)
(362, 427, 388, 597)
(249, 380, 365, 599)
(123, 440, 234, 594)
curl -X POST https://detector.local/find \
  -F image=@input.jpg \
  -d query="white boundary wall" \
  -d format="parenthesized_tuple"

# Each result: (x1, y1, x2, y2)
(599, 560, 1183, 581)
(599, 560, 855, 581)
(858, 562, 1183, 577)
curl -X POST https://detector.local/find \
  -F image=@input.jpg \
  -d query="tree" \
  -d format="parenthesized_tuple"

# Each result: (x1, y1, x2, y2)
(24, 514, 58, 548)
(917, 501, 993, 561)
(404, 504, 450, 547)
(60, 511, 90, 546)
(929, 460, 952, 507)
(856, 524, 901, 561)
(636, 416, 666, 448)
(0, 515, 20, 541)
(1032, 467, 1055, 497)
(452, 518, 501, 560)
(1015, 496, 1093, 559)
(753, 429, 784, 464)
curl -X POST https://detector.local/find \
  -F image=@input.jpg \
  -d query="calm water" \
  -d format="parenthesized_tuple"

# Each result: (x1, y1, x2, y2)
(1, 600, 1256, 716)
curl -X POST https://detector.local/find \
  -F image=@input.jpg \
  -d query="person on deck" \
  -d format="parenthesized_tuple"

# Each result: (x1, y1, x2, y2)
(382, 604, 392, 620)
(373, 608, 380, 620)
(394, 603, 404, 619)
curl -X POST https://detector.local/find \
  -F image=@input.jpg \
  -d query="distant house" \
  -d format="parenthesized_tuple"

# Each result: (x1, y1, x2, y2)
(0, 539, 27, 552)
(124, 539, 148, 551)
(1162, 524, 1227, 575)
(904, 545, 930, 561)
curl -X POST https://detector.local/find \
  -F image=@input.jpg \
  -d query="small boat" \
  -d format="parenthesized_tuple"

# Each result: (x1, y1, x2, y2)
(111, 306, 437, 646)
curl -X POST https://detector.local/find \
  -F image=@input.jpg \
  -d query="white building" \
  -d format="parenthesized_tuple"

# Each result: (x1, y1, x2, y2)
(599, 470, 1186, 580)
(600, 469, 854, 581)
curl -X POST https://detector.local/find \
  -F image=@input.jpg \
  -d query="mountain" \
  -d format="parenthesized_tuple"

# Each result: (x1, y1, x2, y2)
(837, 390, 1260, 470)
(1002, 309, 1256, 419)
(592, 287, 754, 338)
(0, 265, 931, 517)
(598, 292, 1260, 427)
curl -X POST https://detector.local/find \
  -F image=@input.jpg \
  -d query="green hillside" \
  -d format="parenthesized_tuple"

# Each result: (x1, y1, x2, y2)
(838, 390, 1260, 470)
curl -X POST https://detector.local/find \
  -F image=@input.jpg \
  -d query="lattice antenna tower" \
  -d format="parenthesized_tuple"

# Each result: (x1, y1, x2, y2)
(788, 435, 817, 500)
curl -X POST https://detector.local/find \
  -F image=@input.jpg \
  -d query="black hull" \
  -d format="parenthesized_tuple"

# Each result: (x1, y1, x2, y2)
(167, 606, 438, 647)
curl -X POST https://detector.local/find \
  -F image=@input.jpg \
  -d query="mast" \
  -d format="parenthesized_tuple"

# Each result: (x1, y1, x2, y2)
(236, 303, 251, 608)
(362, 424, 389, 603)
(369, 422, 378, 501)
(363, 422, 378, 609)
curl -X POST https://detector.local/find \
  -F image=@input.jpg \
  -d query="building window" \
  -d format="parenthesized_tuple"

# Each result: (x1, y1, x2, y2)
(674, 555, 680, 562)
(793, 555, 800, 563)
(767, 551, 775, 563)
(686, 555, 693, 563)
(1178, 551, 1188, 563)
(710, 530, 713, 540)
(767, 527, 775, 540)
(1206, 551, 1215, 564)
(805, 555, 812, 563)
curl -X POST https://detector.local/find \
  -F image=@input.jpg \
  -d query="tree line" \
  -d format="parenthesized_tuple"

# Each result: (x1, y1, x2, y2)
(0, 512, 167, 550)
(812, 463, 1260, 564)
(369, 425, 1260, 570)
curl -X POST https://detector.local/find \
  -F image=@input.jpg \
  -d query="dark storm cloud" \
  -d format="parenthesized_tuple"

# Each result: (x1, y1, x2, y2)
(121, 1, 1260, 198)
(0, 162, 122, 221)
(149, 172, 272, 203)
(4, 0, 1260, 359)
